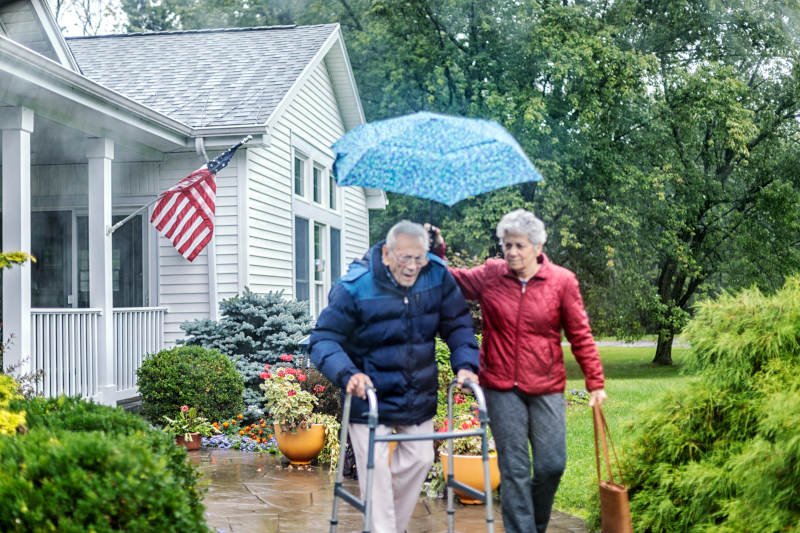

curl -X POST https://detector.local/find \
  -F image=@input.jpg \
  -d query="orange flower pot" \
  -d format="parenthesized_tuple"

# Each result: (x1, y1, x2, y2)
(273, 423, 326, 465)
(440, 451, 501, 505)
(175, 432, 202, 451)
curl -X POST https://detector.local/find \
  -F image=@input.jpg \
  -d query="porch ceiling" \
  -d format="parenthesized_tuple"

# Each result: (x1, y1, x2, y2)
(0, 35, 192, 160)
(0, 111, 151, 165)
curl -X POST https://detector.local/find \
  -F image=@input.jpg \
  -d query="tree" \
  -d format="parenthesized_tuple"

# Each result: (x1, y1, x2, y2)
(607, 0, 800, 364)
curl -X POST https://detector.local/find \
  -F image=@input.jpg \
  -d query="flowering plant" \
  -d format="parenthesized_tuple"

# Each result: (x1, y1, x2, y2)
(162, 405, 219, 441)
(202, 433, 280, 453)
(435, 412, 496, 456)
(260, 361, 317, 434)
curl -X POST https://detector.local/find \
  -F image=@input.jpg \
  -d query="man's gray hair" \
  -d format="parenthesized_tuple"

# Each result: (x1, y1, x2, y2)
(496, 209, 547, 245)
(386, 220, 430, 251)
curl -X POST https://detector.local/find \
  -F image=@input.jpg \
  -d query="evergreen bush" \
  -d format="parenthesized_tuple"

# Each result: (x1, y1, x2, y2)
(586, 277, 800, 532)
(180, 289, 313, 419)
(0, 428, 207, 532)
(6, 395, 204, 512)
(136, 346, 244, 425)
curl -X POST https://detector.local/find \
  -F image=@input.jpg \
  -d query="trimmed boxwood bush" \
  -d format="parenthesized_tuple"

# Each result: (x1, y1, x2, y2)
(0, 428, 207, 532)
(137, 346, 244, 425)
(7, 395, 203, 510)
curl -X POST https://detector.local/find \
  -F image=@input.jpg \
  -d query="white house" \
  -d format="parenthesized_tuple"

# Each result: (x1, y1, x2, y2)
(0, 0, 386, 406)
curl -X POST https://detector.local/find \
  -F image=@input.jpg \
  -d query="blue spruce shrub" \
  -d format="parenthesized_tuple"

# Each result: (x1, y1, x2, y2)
(180, 288, 313, 419)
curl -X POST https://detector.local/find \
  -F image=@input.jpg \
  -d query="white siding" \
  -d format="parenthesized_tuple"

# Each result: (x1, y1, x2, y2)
(247, 58, 371, 298)
(246, 143, 294, 296)
(157, 152, 240, 345)
(343, 187, 369, 263)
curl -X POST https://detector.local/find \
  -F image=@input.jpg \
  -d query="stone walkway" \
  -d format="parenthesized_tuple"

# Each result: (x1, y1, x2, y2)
(192, 448, 587, 533)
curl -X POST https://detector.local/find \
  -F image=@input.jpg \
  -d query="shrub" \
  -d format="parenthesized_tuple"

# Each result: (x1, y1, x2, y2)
(300, 368, 341, 418)
(0, 428, 207, 533)
(0, 374, 25, 436)
(137, 346, 244, 425)
(585, 277, 800, 532)
(6, 395, 204, 512)
(180, 289, 313, 420)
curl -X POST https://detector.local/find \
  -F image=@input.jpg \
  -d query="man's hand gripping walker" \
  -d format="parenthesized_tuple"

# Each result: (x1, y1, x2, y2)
(329, 379, 496, 533)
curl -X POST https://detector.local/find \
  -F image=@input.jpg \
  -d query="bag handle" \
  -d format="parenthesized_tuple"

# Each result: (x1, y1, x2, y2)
(593, 403, 626, 486)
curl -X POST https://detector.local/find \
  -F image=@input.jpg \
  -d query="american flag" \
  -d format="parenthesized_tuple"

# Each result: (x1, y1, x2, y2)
(150, 137, 250, 262)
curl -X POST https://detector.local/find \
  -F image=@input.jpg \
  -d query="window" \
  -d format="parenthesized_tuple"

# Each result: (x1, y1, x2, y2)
(330, 228, 341, 285)
(313, 167, 322, 204)
(31, 211, 71, 307)
(295, 217, 310, 302)
(294, 157, 305, 198)
(330, 176, 337, 210)
(314, 224, 325, 316)
(77, 214, 144, 308)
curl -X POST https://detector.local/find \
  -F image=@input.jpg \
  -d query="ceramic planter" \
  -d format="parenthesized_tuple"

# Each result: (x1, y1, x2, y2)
(439, 451, 501, 505)
(175, 432, 202, 451)
(273, 423, 326, 465)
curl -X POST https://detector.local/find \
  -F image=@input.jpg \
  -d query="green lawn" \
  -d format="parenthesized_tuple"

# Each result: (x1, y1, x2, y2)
(553, 346, 693, 519)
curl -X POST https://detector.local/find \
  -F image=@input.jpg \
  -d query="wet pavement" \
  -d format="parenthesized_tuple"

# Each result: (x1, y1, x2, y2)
(191, 448, 587, 533)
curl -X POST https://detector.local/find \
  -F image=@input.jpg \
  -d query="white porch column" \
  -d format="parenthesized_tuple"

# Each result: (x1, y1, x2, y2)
(0, 107, 33, 375)
(87, 138, 115, 406)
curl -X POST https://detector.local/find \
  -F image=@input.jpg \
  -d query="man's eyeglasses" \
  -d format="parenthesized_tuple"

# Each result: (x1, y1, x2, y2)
(391, 250, 429, 267)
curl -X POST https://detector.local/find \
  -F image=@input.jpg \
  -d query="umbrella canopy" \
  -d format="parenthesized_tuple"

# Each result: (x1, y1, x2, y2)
(332, 111, 542, 206)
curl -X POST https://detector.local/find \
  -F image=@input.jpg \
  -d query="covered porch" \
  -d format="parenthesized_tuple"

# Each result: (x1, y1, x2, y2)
(0, 34, 191, 405)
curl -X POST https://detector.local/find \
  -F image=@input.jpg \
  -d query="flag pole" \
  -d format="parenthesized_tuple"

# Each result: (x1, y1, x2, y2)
(106, 135, 253, 236)
(106, 196, 163, 236)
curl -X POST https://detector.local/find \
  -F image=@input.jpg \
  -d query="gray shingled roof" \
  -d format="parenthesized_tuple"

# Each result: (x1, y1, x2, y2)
(66, 24, 338, 128)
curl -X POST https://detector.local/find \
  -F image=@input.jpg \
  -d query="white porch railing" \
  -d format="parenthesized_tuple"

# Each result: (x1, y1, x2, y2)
(113, 307, 167, 401)
(31, 309, 100, 400)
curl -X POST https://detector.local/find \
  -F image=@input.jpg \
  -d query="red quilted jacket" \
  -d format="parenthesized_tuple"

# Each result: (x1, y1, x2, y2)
(444, 251, 605, 395)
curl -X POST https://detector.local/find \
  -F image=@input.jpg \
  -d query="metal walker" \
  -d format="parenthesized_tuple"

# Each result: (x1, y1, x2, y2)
(329, 378, 495, 533)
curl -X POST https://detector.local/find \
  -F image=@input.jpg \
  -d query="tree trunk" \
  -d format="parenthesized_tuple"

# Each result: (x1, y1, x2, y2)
(653, 328, 675, 366)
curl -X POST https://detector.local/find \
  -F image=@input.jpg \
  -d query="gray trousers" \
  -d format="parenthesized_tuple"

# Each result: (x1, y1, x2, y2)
(485, 388, 567, 533)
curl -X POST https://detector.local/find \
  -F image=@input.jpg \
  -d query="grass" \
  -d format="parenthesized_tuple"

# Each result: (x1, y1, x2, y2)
(552, 346, 694, 519)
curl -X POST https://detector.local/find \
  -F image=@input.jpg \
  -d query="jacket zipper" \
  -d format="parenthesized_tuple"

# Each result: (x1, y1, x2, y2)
(513, 281, 526, 387)
(404, 292, 411, 410)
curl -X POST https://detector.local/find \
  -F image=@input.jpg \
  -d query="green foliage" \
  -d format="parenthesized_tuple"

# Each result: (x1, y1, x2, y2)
(0, 251, 33, 270)
(0, 374, 24, 436)
(162, 406, 219, 440)
(586, 277, 800, 532)
(0, 428, 207, 533)
(0, 396, 205, 531)
(180, 289, 312, 420)
(136, 346, 244, 425)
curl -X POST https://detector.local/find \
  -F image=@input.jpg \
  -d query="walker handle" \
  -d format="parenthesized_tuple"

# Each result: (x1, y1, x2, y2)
(364, 385, 379, 429)
(449, 378, 489, 423)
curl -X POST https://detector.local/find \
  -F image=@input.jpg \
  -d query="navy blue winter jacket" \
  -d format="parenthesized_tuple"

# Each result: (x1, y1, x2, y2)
(309, 242, 479, 425)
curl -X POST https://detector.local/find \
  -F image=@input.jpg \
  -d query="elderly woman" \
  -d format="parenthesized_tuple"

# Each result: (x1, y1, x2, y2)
(429, 209, 606, 533)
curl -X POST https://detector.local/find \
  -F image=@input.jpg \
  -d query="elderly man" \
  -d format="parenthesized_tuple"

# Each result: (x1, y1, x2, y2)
(310, 220, 480, 533)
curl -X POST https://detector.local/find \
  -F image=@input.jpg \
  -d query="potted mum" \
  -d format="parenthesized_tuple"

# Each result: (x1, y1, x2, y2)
(163, 405, 218, 450)
(260, 355, 339, 466)
(436, 411, 501, 504)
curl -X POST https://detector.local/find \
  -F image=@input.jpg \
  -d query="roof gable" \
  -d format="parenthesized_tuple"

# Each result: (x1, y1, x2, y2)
(0, 0, 79, 70)
(67, 24, 341, 129)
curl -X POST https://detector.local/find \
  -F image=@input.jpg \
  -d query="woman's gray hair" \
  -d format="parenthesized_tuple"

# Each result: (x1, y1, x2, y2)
(496, 209, 547, 246)
(386, 220, 430, 251)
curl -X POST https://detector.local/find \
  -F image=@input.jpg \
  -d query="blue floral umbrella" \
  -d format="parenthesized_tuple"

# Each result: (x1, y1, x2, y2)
(332, 111, 542, 206)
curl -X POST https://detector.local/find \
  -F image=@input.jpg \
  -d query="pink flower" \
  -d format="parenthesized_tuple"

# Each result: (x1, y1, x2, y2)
(286, 368, 296, 375)
(280, 354, 293, 362)
(259, 372, 268, 379)
(454, 394, 466, 404)
(298, 374, 306, 382)
(461, 422, 470, 430)
(277, 370, 285, 377)
(180, 405, 189, 413)
(287, 390, 296, 397)
(264, 364, 271, 370)
(313, 385, 325, 393)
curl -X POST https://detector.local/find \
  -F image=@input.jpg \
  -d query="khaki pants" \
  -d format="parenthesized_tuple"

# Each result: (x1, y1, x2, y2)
(349, 419, 435, 533)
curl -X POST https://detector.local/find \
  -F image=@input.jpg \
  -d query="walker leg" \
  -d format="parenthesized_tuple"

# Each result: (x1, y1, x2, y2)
(362, 424, 376, 533)
(482, 426, 495, 533)
(329, 395, 354, 533)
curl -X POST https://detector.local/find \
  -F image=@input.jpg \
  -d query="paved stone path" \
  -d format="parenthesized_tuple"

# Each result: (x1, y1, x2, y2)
(192, 448, 587, 533)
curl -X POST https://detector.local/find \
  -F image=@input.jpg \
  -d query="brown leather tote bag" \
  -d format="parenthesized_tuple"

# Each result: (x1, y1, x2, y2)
(593, 404, 633, 533)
